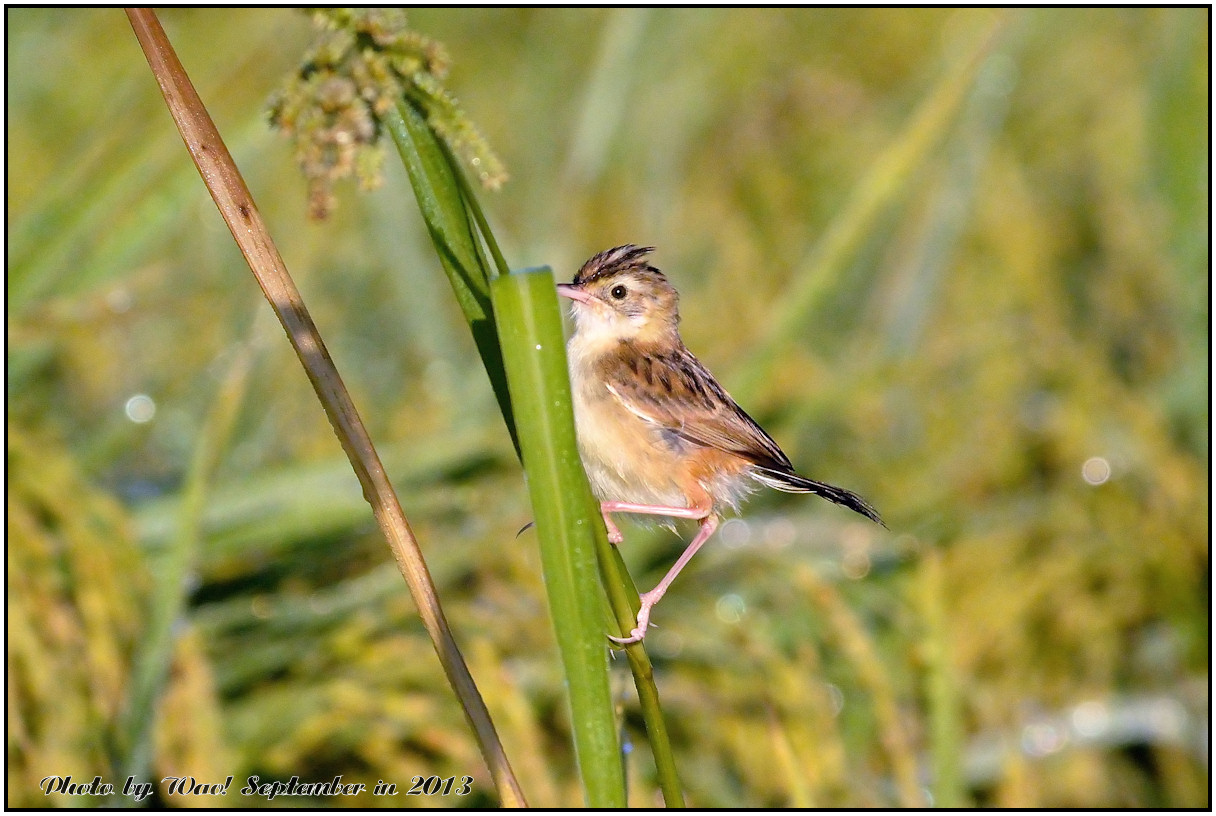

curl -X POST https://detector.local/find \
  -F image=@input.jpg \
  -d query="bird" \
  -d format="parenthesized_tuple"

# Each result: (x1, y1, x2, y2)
(557, 244, 885, 645)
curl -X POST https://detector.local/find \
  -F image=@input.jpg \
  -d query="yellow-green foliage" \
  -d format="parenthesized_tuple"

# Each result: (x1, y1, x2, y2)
(7, 7, 1207, 808)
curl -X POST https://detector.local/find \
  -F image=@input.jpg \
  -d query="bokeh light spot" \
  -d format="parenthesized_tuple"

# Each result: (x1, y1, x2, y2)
(1082, 456, 1111, 485)
(124, 394, 156, 423)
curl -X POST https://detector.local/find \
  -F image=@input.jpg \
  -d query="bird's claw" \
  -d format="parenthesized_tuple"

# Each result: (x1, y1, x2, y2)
(607, 604, 654, 646)
(601, 513, 624, 544)
(608, 630, 644, 646)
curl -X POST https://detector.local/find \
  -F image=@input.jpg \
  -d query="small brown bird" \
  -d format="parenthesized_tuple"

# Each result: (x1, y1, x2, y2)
(558, 245, 884, 645)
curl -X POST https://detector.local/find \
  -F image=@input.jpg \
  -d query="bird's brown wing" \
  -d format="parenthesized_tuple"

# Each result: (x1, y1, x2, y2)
(600, 343, 887, 527)
(599, 344, 794, 473)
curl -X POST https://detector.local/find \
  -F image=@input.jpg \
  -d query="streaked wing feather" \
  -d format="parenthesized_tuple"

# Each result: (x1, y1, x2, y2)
(601, 345, 793, 471)
(601, 343, 886, 527)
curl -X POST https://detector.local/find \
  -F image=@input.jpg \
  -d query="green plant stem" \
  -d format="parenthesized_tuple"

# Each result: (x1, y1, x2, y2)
(620, 643, 686, 806)
(491, 268, 625, 807)
(595, 539, 686, 806)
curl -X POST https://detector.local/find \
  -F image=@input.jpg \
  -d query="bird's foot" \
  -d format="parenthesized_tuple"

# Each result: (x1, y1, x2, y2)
(601, 511, 624, 544)
(608, 595, 656, 646)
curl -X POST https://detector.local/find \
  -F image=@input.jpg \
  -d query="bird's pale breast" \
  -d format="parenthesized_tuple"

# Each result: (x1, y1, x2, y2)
(569, 357, 691, 508)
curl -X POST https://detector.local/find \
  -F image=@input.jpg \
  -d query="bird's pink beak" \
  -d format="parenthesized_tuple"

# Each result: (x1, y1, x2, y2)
(556, 283, 592, 304)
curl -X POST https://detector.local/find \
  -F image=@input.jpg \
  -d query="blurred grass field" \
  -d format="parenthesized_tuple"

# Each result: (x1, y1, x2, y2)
(7, 7, 1208, 808)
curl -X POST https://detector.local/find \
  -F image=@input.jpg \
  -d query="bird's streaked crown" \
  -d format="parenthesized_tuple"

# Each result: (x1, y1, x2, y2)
(573, 244, 666, 287)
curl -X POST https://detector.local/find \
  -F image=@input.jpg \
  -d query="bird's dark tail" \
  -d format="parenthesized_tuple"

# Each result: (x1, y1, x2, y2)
(753, 467, 886, 528)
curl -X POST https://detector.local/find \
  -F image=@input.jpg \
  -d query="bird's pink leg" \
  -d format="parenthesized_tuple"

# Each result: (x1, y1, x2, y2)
(600, 500, 710, 521)
(599, 500, 708, 544)
(600, 500, 719, 645)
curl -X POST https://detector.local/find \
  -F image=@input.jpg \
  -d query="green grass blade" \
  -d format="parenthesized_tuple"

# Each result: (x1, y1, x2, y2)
(441, 135, 511, 280)
(385, 97, 519, 455)
(490, 268, 625, 808)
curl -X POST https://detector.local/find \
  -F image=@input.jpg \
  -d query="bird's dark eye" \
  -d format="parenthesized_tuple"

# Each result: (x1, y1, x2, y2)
(610, 285, 627, 300)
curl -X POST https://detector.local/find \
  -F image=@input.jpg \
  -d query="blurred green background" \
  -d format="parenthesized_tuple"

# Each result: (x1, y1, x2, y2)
(7, 7, 1208, 809)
